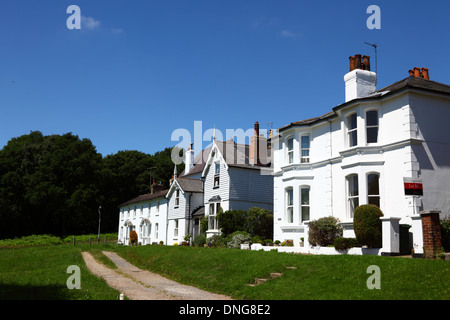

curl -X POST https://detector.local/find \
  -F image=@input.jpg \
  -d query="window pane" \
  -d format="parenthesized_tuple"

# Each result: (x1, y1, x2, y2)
(287, 138, 293, 151)
(287, 188, 293, 206)
(349, 130, 358, 147)
(349, 198, 359, 217)
(366, 110, 378, 126)
(301, 188, 310, 205)
(301, 150, 310, 157)
(367, 127, 378, 143)
(288, 152, 294, 164)
(348, 175, 359, 197)
(349, 114, 357, 130)
(215, 163, 220, 174)
(367, 174, 380, 196)
(368, 196, 380, 207)
(287, 207, 293, 223)
(301, 206, 310, 221)
(301, 136, 310, 149)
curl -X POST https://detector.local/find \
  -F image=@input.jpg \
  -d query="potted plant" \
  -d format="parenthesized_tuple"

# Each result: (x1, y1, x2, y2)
(300, 237, 304, 247)
(274, 240, 281, 246)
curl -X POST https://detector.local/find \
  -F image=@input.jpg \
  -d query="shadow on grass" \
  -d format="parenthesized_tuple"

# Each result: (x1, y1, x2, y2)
(0, 283, 73, 300)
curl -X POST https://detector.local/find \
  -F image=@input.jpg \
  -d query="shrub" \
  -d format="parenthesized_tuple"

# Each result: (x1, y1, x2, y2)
(334, 238, 360, 251)
(193, 233, 206, 247)
(353, 204, 383, 248)
(308, 216, 343, 247)
(208, 234, 227, 248)
(217, 207, 273, 239)
(441, 219, 450, 252)
(129, 230, 138, 245)
(227, 231, 252, 249)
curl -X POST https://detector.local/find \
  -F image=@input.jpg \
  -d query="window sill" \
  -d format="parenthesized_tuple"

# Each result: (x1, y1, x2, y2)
(213, 186, 219, 189)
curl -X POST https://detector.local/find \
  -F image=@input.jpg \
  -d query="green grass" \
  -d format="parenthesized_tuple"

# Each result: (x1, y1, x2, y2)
(111, 245, 450, 300)
(0, 245, 121, 300)
(0, 242, 449, 300)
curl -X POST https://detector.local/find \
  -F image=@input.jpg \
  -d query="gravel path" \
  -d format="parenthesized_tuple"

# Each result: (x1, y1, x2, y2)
(82, 251, 232, 300)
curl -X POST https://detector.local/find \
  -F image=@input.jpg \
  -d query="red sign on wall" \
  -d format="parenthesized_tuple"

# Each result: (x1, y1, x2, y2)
(403, 178, 423, 196)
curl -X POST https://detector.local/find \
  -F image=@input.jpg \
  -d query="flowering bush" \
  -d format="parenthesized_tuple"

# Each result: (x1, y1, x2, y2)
(281, 240, 293, 247)
(129, 230, 138, 245)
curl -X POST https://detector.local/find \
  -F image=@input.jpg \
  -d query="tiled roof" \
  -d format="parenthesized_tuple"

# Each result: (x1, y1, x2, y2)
(175, 177, 204, 193)
(278, 76, 450, 132)
(119, 189, 168, 207)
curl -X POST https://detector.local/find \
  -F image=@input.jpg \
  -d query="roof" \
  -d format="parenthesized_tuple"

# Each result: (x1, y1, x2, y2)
(119, 189, 168, 207)
(278, 76, 450, 132)
(180, 147, 211, 177)
(174, 177, 204, 193)
(213, 139, 271, 169)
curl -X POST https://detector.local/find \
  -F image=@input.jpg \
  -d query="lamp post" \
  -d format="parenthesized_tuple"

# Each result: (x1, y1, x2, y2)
(97, 205, 102, 242)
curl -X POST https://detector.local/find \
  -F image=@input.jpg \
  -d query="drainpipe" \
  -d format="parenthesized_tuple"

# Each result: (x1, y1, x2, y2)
(328, 120, 334, 217)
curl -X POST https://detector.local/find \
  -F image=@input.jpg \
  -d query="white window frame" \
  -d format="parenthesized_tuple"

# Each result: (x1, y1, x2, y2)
(214, 162, 220, 188)
(367, 172, 380, 207)
(208, 202, 221, 230)
(286, 187, 294, 223)
(346, 174, 359, 218)
(300, 134, 310, 163)
(174, 219, 179, 237)
(365, 109, 379, 144)
(175, 189, 180, 208)
(286, 136, 294, 164)
(347, 113, 358, 147)
(300, 186, 310, 222)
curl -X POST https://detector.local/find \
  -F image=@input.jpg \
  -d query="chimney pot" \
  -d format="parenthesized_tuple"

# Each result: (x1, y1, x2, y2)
(349, 56, 356, 71)
(254, 121, 260, 136)
(408, 70, 415, 77)
(421, 68, 429, 80)
(362, 55, 371, 71)
(414, 67, 421, 78)
(354, 54, 362, 70)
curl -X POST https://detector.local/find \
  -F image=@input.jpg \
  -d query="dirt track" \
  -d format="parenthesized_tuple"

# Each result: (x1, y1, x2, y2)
(82, 251, 232, 300)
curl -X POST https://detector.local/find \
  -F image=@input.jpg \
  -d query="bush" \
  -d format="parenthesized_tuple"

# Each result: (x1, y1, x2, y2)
(193, 233, 206, 247)
(227, 231, 251, 249)
(217, 207, 273, 240)
(129, 230, 138, 245)
(441, 219, 450, 252)
(308, 216, 343, 247)
(334, 238, 360, 251)
(0, 234, 62, 247)
(353, 205, 383, 248)
(208, 234, 227, 248)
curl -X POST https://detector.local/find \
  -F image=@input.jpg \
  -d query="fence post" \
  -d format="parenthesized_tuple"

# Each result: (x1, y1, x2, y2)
(89, 237, 92, 246)
(73, 237, 76, 246)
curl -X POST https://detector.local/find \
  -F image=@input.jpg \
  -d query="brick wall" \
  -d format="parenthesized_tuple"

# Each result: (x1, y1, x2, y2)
(421, 211, 442, 259)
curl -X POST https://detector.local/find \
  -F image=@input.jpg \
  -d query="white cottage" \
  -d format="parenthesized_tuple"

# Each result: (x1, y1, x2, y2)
(165, 123, 274, 242)
(117, 184, 168, 245)
(272, 54, 450, 251)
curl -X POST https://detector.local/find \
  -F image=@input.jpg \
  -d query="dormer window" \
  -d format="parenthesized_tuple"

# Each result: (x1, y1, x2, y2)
(214, 162, 220, 188)
(175, 189, 180, 208)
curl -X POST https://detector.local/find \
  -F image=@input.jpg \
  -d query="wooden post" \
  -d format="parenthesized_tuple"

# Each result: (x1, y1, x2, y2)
(73, 237, 76, 246)
(89, 237, 92, 246)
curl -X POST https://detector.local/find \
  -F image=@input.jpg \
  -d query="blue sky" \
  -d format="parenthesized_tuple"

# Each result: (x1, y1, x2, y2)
(1, 0, 449, 156)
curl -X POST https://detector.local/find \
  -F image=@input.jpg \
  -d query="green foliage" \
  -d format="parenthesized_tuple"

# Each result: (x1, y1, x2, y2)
(227, 231, 252, 249)
(0, 131, 182, 239)
(0, 235, 62, 247)
(217, 207, 273, 239)
(207, 234, 227, 248)
(441, 219, 450, 252)
(308, 216, 343, 247)
(193, 233, 206, 247)
(353, 204, 384, 248)
(334, 238, 360, 251)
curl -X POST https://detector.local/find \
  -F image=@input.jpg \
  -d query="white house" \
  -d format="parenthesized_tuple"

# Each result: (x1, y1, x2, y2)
(164, 123, 274, 243)
(117, 184, 168, 245)
(272, 54, 450, 252)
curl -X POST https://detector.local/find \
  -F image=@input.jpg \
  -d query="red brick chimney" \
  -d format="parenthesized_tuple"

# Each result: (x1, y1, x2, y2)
(348, 54, 371, 71)
(408, 67, 430, 80)
(249, 121, 268, 166)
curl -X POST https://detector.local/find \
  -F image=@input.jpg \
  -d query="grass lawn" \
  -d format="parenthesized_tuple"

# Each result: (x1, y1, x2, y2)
(0, 245, 121, 300)
(111, 245, 450, 300)
(0, 243, 449, 300)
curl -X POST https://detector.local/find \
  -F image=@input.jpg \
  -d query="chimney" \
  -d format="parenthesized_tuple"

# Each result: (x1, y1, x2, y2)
(184, 143, 195, 175)
(151, 180, 164, 194)
(344, 54, 377, 102)
(408, 67, 430, 80)
(421, 68, 429, 80)
(250, 121, 268, 166)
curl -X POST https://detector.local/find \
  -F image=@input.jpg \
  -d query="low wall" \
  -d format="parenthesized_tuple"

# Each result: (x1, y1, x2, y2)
(250, 243, 381, 256)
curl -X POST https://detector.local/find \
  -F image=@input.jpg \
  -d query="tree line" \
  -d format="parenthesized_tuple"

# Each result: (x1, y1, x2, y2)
(0, 131, 184, 240)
